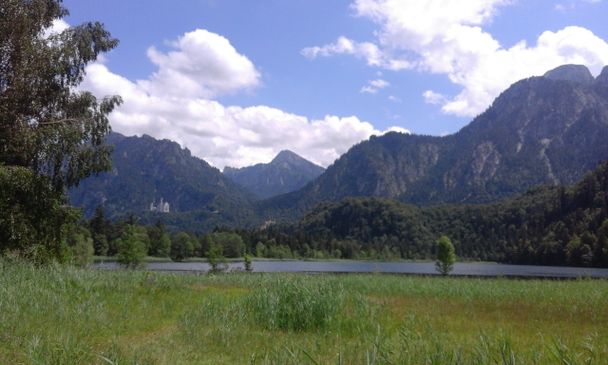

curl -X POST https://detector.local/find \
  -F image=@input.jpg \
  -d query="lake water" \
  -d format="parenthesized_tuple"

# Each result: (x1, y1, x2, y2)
(94, 260, 608, 279)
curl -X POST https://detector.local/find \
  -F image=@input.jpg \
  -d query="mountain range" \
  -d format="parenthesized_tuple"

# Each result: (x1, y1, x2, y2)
(259, 64, 608, 219)
(223, 150, 324, 199)
(69, 133, 259, 231)
(69, 64, 608, 231)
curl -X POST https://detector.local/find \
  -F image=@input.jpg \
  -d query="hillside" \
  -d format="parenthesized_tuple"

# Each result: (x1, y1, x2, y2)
(224, 150, 324, 199)
(259, 65, 608, 218)
(257, 160, 608, 267)
(69, 133, 259, 231)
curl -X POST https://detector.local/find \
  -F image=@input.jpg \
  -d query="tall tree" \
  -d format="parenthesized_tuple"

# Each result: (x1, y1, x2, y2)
(0, 0, 120, 259)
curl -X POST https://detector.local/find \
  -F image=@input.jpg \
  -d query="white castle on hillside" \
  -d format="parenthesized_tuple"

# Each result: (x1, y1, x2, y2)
(150, 197, 170, 213)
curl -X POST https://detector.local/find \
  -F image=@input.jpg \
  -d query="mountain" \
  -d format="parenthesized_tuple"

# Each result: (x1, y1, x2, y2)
(259, 160, 608, 267)
(259, 64, 608, 218)
(223, 150, 325, 199)
(69, 133, 259, 231)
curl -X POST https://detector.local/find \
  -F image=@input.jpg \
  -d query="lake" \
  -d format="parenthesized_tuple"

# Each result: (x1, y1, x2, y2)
(94, 260, 608, 278)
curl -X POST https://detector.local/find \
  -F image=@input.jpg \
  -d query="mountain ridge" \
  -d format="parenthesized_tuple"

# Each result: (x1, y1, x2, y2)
(224, 149, 325, 199)
(258, 64, 608, 219)
(69, 132, 259, 231)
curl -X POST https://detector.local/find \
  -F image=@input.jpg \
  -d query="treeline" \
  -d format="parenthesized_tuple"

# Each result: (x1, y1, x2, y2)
(226, 161, 608, 267)
(67, 160, 608, 267)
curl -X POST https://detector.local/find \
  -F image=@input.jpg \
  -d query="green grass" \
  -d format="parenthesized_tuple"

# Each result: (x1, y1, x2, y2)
(1, 259, 607, 364)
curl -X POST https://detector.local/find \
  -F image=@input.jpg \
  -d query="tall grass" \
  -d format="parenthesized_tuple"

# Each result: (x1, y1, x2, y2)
(246, 277, 344, 331)
(1, 258, 607, 364)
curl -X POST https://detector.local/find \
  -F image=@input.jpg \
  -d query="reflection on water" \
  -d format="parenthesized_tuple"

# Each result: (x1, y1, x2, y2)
(94, 260, 608, 278)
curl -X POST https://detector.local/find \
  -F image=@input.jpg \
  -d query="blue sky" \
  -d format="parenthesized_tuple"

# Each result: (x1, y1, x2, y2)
(61, 0, 608, 168)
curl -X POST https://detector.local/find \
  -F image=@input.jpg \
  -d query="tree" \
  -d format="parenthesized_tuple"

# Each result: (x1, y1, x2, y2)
(170, 232, 194, 262)
(210, 232, 245, 258)
(206, 241, 226, 273)
(243, 253, 253, 272)
(435, 235, 456, 276)
(63, 224, 94, 267)
(0, 166, 70, 261)
(0, 0, 121, 260)
(147, 221, 171, 257)
(116, 225, 148, 269)
(89, 206, 110, 256)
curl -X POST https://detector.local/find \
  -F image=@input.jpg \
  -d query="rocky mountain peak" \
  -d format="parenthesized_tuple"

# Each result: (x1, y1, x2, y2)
(596, 65, 608, 84)
(224, 150, 325, 199)
(272, 150, 305, 165)
(543, 64, 594, 85)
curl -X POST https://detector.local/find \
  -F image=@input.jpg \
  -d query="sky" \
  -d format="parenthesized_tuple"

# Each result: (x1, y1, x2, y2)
(59, 0, 608, 169)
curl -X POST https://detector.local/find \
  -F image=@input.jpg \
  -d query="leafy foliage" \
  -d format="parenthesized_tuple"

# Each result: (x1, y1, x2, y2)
(169, 232, 194, 262)
(239, 161, 608, 267)
(0, 166, 73, 262)
(116, 225, 148, 268)
(0, 0, 120, 261)
(435, 236, 456, 275)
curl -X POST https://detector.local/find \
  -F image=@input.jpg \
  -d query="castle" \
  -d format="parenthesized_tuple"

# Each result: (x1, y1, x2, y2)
(150, 197, 170, 213)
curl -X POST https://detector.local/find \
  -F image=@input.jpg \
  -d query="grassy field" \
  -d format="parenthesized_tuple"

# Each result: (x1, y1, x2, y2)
(1, 259, 607, 364)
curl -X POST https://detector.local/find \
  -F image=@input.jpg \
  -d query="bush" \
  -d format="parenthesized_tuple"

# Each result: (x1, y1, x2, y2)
(247, 277, 344, 331)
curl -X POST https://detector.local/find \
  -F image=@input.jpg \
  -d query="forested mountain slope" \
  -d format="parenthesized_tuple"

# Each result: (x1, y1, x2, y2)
(259, 65, 608, 219)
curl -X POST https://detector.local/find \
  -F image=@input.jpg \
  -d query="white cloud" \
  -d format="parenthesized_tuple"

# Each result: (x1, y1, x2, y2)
(139, 29, 260, 98)
(82, 29, 406, 169)
(307, 0, 608, 117)
(302, 36, 411, 70)
(422, 90, 446, 105)
(388, 95, 401, 103)
(360, 78, 390, 93)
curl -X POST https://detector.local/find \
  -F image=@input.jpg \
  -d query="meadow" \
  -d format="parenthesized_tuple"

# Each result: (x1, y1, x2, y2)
(1, 259, 607, 364)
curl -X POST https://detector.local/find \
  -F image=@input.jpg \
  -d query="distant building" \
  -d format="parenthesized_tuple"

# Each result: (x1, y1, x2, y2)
(260, 220, 275, 230)
(150, 197, 170, 213)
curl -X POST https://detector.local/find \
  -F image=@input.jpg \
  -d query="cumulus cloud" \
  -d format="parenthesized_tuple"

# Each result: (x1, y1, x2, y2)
(82, 29, 407, 169)
(360, 78, 390, 93)
(136, 29, 260, 98)
(305, 0, 608, 117)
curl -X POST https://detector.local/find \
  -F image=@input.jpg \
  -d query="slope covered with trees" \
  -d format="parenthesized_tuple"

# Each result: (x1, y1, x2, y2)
(259, 65, 608, 219)
(69, 133, 260, 231)
(224, 150, 324, 199)
(241, 161, 608, 267)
